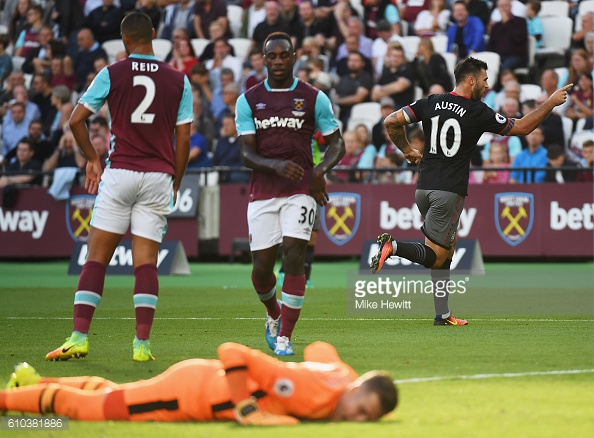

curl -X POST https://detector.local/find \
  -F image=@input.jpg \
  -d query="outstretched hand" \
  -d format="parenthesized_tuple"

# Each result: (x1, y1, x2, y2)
(549, 84, 573, 107)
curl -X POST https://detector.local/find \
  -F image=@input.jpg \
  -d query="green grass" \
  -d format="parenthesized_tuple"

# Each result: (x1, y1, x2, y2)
(0, 261, 593, 437)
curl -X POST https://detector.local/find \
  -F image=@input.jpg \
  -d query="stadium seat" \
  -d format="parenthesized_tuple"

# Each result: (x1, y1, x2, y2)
(570, 130, 594, 154)
(11, 56, 25, 73)
(513, 35, 536, 80)
(471, 51, 501, 84)
(102, 39, 125, 64)
(578, 0, 594, 15)
(228, 38, 252, 62)
(347, 102, 381, 132)
(441, 52, 457, 88)
(561, 116, 574, 149)
(152, 39, 173, 61)
(520, 83, 543, 101)
(227, 5, 243, 38)
(430, 34, 448, 53)
(535, 16, 573, 58)
(23, 73, 32, 89)
(539, 1, 569, 17)
(401, 36, 420, 62)
(575, 117, 590, 133)
(191, 38, 210, 58)
(0, 24, 7, 34)
(414, 85, 423, 100)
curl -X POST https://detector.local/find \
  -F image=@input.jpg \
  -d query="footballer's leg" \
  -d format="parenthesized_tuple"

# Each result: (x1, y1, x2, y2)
(45, 227, 122, 361)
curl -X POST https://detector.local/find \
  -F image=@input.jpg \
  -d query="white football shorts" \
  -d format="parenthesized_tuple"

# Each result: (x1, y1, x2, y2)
(247, 194, 317, 251)
(91, 168, 173, 243)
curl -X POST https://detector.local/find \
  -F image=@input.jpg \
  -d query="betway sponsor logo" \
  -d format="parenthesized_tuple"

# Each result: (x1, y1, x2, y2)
(379, 201, 476, 237)
(254, 116, 304, 130)
(0, 208, 48, 239)
(76, 244, 170, 267)
(550, 202, 594, 230)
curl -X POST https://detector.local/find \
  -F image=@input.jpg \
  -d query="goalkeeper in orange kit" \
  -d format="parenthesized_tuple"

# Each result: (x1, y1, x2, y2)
(1, 342, 397, 425)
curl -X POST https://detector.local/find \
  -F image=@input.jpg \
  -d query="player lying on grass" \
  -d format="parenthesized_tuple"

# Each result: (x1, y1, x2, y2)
(1, 342, 397, 425)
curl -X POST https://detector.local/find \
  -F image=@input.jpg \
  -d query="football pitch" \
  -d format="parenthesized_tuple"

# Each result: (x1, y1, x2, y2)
(0, 260, 593, 437)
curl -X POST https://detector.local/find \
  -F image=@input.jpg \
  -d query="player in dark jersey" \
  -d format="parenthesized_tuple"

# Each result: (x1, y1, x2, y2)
(45, 12, 193, 361)
(236, 32, 345, 356)
(370, 56, 571, 325)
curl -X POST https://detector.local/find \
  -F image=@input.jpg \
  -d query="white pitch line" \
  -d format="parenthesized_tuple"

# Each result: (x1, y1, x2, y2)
(394, 369, 594, 384)
(3, 317, 593, 322)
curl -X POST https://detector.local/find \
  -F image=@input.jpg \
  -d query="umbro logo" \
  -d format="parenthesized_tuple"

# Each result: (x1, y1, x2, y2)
(256, 103, 266, 110)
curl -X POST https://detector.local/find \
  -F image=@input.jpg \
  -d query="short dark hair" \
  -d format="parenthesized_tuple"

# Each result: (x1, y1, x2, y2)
(547, 144, 565, 159)
(583, 140, 594, 149)
(121, 11, 153, 44)
(91, 115, 108, 127)
(454, 57, 488, 85)
(528, 0, 541, 14)
(18, 137, 34, 150)
(359, 371, 398, 417)
(0, 34, 10, 50)
(263, 32, 294, 55)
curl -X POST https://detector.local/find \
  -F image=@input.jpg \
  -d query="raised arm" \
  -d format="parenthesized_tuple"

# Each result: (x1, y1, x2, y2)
(508, 84, 572, 136)
(383, 109, 422, 165)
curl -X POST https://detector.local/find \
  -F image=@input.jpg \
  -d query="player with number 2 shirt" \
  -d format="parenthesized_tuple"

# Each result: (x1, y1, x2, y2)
(236, 32, 345, 356)
(45, 12, 193, 362)
(370, 56, 571, 326)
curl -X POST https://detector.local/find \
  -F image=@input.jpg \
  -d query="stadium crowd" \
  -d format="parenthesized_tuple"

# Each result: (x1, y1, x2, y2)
(0, 0, 592, 194)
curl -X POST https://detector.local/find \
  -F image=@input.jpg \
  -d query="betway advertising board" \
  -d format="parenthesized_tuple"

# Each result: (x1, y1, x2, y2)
(219, 184, 594, 257)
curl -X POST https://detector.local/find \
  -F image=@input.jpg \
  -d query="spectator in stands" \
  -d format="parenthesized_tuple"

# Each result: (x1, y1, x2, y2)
(330, 0, 357, 59)
(540, 69, 569, 116)
(13, 4, 43, 58)
(336, 17, 373, 63)
(198, 20, 236, 62)
(509, 125, 548, 183)
(489, 0, 526, 30)
(371, 19, 406, 81)
(374, 127, 404, 183)
(398, 0, 430, 35)
(414, 37, 453, 95)
(494, 78, 523, 111)
(73, 28, 109, 92)
(563, 49, 593, 88)
(50, 55, 76, 92)
(525, 0, 543, 49)
(193, 0, 231, 40)
(585, 31, 594, 65)
(1, 102, 30, 161)
(487, 0, 528, 71)
(91, 133, 109, 170)
(328, 130, 363, 183)
(243, 50, 267, 91)
(206, 38, 242, 91)
(414, 0, 450, 38)
(471, 142, 511, 184)
(21, 25, 53, 75)
(136, 0, 162, 31)
(240, 0, 266, 40)
(333, 50, 374, 128)
(371, 43, 415, 110)
(211, 112, 250, 183)
(464, 0, 490, 28)
(1, 0, 18, 28)
(9, 0, 31, 45)
(29, 73, 55, 137)
(372, 96, 396, 150)
(159, 0, 196, 41)
(251, 1, 291, 53)
(529, 95, 566, 149)
(192, 89, 215, 152)
(189, 63, 213, 108)
(544, 144, 580, 183)
(49, 85, 74, 146)
(0, 71, 25, 110)
(168, 36, 199, 77)
(187, 121, 210, 168)
(565, 73, 593, 124)
(28, 119, 53, 165)
(334, 34, 373, 77)
(89, 115, 111, 152)
(363, 0, 401, 40)
(572, 11, 594, 50)
(87, 0, 124, 44)
(215, 82, 239, 134)
(43, 131, 86, 174)
(280, 0, 301, 38)
(577, 140, 594, 182)
(0, 34, 12, 89)
(53, 0, 87, 59)
(0, 137, 42, 188)
(354, 123, 377, 182)
(447, 1, 485, 62)
(294, 0, 332, 52)
(12, 83, 41, 125)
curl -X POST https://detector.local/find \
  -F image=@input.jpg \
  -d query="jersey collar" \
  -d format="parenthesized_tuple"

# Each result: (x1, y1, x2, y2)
(450, 91, 470, 99)
(129, 53, 160, 61)
(264, 77, 298, 92)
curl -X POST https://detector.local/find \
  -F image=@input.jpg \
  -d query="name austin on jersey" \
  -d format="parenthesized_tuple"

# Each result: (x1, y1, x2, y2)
(434, 101, 467, 117)
(254, 116, 305, 130)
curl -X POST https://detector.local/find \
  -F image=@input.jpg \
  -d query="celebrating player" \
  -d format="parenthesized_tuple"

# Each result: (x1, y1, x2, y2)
(45, 12, 193, 362)
(2, 342, 397, 425)
(370, 57, 571, 325)
(236, 32, 345, 355)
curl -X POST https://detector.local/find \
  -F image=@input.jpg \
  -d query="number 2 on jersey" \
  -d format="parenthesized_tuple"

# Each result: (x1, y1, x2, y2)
(429, 115, 462, 157)
(131, 75, 156, 124)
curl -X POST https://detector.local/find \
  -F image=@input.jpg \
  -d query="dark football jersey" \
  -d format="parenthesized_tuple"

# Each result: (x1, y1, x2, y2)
(79, 54, 193, 176)
(402, 92, 514, 196)
(236, 78, 339, 201)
